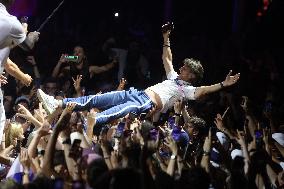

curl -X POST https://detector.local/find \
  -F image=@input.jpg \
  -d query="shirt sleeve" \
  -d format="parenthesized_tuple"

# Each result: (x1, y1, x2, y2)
(184, 85, 197, 100)
(9, 17, 26, 46)
(0, 17, 11, 47)
(166, 70, 178, 80)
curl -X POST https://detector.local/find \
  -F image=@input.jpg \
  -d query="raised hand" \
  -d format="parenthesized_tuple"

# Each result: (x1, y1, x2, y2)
(164, 136, 178, 156)
(72, 75, 82, 93)
(16, 104, 33, 120)
(203, 128, 212, 153)
(214, 113, 226, 132)
(0, 73, 8, 86)
(161, 22, 174, 34)
(19, 148, 30, 172)
(222, 70, 240, 87)
(21, 74, 33, 87)
(117, 78, 126, 91)
(58, 54, 68, 64)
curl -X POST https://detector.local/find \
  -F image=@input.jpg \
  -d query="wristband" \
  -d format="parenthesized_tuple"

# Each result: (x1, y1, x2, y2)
(62, 138, 71, 145)
(203, 151, 210, 156)
(170, 154, 177, 160)
(163, 44, 170, 48)
(174, 113, 182, 116)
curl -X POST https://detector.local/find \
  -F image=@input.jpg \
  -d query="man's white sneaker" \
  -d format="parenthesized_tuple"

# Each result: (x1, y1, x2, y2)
(37, 89, 59, 115)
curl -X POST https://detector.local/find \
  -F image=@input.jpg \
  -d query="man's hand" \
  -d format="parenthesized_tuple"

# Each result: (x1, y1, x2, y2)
(58, 54, 68, 64)
(25, 31, 40, 49)
(222, 70, 240, 87)
(72, 75, 82, 93)
(21, 74, 33, 86)
(16, 104, 33, 120)
(161, 22, 174, 37)
(0, 74, 8, 86)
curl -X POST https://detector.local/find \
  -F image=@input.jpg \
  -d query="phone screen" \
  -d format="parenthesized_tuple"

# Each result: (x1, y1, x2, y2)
(114, 122, 125, 138)
(129, 112, 138, 121)
(255, 130, 263, 139)
(69, 139, 82, 160)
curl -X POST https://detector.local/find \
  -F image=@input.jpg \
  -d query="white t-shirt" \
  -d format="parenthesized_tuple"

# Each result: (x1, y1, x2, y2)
(0, 3, 26, 74)
(148, 70, 196, 112)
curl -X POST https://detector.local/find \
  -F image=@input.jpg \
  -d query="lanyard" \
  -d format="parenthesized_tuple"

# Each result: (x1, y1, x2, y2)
(174, 78, 186, 98)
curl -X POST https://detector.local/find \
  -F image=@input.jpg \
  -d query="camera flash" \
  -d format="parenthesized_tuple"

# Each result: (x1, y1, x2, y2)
(114, 12, 119, 17)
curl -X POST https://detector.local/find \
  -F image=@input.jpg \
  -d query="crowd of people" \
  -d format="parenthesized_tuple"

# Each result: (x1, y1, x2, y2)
(1, 0, 284, 189)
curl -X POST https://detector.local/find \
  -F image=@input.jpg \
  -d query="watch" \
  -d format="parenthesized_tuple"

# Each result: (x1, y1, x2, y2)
(62, 138, 71, 145)
(170, 154, 177, 160)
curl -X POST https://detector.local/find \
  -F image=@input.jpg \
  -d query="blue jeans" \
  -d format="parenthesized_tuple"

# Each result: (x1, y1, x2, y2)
(63, 88, 154, 127)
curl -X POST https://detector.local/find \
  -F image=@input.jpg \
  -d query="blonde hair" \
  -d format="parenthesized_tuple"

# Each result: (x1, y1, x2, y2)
(5, 122, 24, 147)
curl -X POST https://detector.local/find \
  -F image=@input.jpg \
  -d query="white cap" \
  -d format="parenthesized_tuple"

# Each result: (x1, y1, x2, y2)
(216, 132, 230, 151)
(272, 133, 284, 147)
(231, 149, 243, 160)
(70, 132, 89, 148)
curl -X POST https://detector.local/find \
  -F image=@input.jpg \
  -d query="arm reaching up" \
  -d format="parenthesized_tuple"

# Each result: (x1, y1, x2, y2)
(161, 22, 174, 76)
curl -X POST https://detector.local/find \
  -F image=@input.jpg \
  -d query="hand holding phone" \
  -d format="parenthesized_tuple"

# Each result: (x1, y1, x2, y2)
(69, 139, 82, 160)
(114, 122, 125, 138)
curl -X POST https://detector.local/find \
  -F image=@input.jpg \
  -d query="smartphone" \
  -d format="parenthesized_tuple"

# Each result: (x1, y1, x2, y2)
(255, 130, 263, 139)
(114, 122, 125, 138)
(68, 139, 82, 160)
(161, 22, 174, 33)
(140, 113, 147, 120)
(123, 129, 133, 137)
(64, 55, 79, 62)
(149, 128, 158, 140)
(129, 112, 138, 121)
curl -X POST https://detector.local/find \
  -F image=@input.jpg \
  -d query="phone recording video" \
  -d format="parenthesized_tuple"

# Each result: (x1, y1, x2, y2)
(114, 122, 125, 138)
(128, 112, 138, 121)
(64, 55, 79, 62)
(68, 139, 82, 160)
(255, 130, 263, 139)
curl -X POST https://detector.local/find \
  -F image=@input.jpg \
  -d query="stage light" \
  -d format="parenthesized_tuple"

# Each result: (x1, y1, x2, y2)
(114, 12, 119, 17)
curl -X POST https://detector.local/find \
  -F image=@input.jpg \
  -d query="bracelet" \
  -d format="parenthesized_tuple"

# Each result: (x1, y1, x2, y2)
(174, 113, 182, 116)
(104, 156, 110, 159)
(163, 44, 170, 48)
(203, 151, 210, 156)
(62, 138, 71, 145)
(170, 154, 177, 160)
(220, 82, 224, 89)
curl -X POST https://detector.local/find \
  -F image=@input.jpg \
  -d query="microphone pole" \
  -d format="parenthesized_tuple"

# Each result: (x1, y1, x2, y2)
(37, 0, 65, 32)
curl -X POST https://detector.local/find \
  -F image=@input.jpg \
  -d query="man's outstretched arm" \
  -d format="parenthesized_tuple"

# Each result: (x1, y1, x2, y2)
(162, 23, 174, 76)
(4, 58, 32, 86)
(194, 70, 240, 99)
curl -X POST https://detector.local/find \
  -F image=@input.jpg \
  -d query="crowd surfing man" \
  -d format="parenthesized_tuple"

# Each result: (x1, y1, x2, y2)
(0, 0, 39, 141)
(37, 23, 240, 135)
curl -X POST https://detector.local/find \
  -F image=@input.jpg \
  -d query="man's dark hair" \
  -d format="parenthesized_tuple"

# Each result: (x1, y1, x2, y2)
(87, 159, 108, 188)
(183, 58, 204, 84)
(188, 116, 206, 137)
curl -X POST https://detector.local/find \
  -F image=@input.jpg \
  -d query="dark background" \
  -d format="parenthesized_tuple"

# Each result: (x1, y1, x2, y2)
(9, 0, 284, 86)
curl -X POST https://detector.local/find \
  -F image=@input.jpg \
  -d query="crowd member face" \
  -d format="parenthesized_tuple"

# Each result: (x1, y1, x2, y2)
(184, 122, 198, 138)
(45, 82, 57, 96)
(73, 46, 85, 64)
(178, 64, 196, 83)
